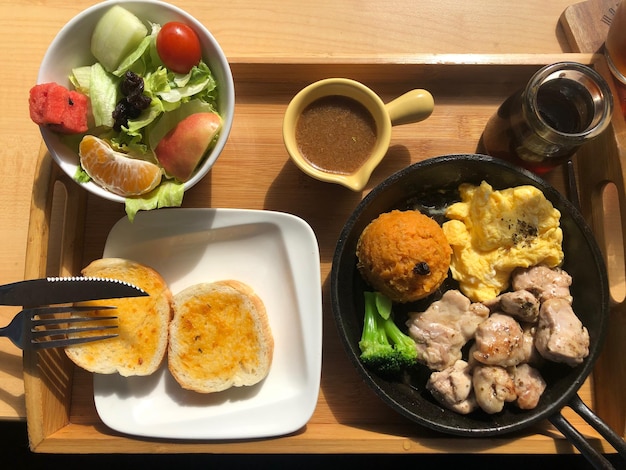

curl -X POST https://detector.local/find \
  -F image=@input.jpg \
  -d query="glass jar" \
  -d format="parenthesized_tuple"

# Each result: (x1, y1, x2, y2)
(605, 0, 626, 85)
(480, 62, 613, 174)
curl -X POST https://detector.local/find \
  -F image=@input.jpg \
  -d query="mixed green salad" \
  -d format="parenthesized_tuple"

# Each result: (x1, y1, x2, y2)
(65, 6, 221, 220)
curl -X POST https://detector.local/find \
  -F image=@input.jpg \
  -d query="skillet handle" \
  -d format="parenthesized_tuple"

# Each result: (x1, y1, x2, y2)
(568, 394, 626, 459)
(549, 412, 615, 470)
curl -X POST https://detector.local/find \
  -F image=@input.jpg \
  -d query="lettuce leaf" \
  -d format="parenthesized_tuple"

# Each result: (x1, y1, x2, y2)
(123, 99, 164, 138)
(159, 63, 216, 103)
(70, 63, 120, 128)
(69, 66, 92, 94)
(74, 166, 91, 183)
(144, 67, 171, 97)
(113, 35, 151, 77)
(112, 23, 161, 77)
(90, 63, 120, 128)
(125, 180, 184, 222)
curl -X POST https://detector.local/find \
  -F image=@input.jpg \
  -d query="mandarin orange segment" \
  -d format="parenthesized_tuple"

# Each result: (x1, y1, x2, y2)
(79, 135, 163, 197)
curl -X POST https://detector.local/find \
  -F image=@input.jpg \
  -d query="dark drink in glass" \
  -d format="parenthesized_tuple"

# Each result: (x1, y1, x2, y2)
(481, 62, 613, 175)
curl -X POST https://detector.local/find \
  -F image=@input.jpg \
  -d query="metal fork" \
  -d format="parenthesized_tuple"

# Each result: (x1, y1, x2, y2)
(0, 305, 118, 350)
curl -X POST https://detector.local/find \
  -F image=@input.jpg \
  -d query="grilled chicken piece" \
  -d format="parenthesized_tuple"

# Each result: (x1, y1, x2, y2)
(534, 297, 589, 367)
(406, 289, 489, 371)
(511, 363, 546, 410)
(521, 323, 542, 366)
(473, 313, 526, 367)
(469, 325, 540, 368)
(488, 289, 540, 323)
(472, 365, 516, 414)
(426, 359, 477, 414)
(511, 265, 573, 304)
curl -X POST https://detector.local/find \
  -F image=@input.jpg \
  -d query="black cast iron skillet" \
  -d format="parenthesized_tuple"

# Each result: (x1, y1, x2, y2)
(330, 154, 626, 469)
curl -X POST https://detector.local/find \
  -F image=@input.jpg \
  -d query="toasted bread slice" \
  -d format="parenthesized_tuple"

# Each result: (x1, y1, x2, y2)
(64, 258, 173, 376)
(168, 280, 274, 393)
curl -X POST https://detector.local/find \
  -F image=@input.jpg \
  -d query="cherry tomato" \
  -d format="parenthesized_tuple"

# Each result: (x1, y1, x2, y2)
(156, 22, 202, 74)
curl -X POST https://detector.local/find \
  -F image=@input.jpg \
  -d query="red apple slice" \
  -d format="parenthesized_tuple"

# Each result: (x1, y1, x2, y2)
(155, 112, 222, 182)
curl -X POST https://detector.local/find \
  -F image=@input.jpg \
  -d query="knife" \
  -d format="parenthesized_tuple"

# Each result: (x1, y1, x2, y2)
(0, 277, 148, 307)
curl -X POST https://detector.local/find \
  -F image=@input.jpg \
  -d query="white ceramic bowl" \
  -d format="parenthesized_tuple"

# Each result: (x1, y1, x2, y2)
(36, 0, 235, 202)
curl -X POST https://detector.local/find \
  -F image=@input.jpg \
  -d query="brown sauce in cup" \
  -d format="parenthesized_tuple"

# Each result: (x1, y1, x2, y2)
(295, 95, 377, 174)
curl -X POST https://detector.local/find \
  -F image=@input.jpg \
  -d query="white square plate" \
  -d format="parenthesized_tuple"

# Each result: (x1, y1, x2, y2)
(93, 208, 322, 439)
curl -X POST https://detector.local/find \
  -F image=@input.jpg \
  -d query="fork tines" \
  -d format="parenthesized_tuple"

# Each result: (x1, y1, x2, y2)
(28, 305, 118, 349)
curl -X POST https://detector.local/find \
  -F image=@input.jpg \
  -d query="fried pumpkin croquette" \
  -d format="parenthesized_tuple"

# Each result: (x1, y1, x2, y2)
(356, 210, 452, 303)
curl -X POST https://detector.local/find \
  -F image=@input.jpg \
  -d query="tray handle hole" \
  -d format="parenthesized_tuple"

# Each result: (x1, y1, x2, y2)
(601, 181, 625, 304)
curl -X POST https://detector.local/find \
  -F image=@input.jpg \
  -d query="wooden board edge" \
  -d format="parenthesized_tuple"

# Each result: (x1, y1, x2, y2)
(23, 146, 88, 451)
(575, 55, 626, 437)
(30, 422, 614, 455)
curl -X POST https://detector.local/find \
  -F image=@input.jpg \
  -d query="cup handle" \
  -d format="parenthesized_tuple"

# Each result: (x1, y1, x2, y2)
(385, 89, 434, 126)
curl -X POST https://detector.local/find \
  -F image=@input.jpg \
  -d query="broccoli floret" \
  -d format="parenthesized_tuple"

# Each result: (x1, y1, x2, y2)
(358, 291, 418, 378)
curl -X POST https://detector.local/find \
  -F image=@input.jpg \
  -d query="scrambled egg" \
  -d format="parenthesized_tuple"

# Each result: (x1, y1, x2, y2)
(442, 181, 564, 302)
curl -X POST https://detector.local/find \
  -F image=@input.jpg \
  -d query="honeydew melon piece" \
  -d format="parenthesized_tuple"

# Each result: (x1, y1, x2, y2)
(91, 5, 148, 73)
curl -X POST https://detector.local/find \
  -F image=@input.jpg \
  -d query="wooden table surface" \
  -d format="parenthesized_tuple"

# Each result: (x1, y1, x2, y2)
(0, 0, 613, 423)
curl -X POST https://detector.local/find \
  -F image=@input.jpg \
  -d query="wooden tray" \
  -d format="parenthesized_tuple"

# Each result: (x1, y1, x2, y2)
(23, 53, 626, 454)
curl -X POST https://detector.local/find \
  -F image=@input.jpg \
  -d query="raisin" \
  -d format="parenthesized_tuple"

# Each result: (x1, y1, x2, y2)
(121, 71, 144, 96)
(413, 262, 430, 275)
(127, 92, 151, 110)
(112, 72, 152, 131)
(112, 100, 130, 131)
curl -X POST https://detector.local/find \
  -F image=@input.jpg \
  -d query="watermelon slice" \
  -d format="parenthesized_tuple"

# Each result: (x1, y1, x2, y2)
(29, 83, 89, 134)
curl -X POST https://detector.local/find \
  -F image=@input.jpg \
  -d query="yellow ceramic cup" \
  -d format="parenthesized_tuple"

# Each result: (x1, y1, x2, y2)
(283, 78, 434, 191)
